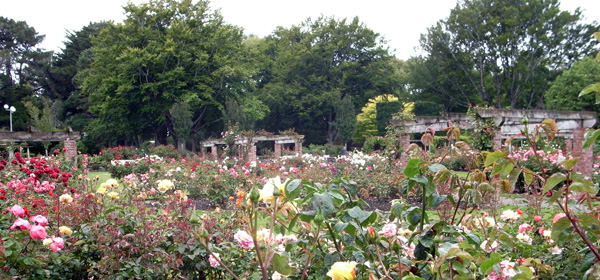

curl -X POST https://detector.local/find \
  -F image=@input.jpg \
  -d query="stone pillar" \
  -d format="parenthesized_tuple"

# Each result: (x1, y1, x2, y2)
(210, 145, 218, 160)
(565, 138, 574, 155)
(572, 128, 593, 177)
(64, 139, 77, 160)
(294, 141, 302, 155)
(398, 134, 411, 168)
(248, 145, 257, 163)
(274, 143, 282, 158)
(492, 130, 503, 151)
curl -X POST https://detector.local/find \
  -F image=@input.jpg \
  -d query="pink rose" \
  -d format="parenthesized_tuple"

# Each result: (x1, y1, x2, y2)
(30, 225, 48, 240)
(50, 237, 65, 252)
(534, 215, 542, 222)
(7, 205, 26, 217)
(518, 223, 532, 234)
(208, 253, 220, 267)
(234, 230, 255, 249)
(10, 218, 32, 230)
(30, 215, 49, 227)
(553, 213, 567, 224)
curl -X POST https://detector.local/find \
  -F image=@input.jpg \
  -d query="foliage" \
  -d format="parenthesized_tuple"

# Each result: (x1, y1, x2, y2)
(376, 101, 402, 136)
(254, 16, 398, 144)
(416, 0, 599, 110)
(79, 0, 250, 147)
(467, 106, 498, 151)
(546, 56, 600, 115)
(413, 101, 444, 116)
(354, 94, 401, 144)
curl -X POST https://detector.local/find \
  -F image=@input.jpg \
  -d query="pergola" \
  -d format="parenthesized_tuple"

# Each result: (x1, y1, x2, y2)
(0, 131, 81, 160)
(200, 134, 304, 161)
(391, 109, 598, 176)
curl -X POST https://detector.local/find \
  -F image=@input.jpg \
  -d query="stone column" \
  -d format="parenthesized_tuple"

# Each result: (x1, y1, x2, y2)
(64, 139, 77, 160)
(572, 128, 593, 177)
(565, 138, 574, 155)
(274, 143, 282, 158)
(398, 134, 411, 168)
(210, 145, 218, 160)
(248, 145, 257, 163)
(294, 141, 302, 155)
(492, 130, 503, 151)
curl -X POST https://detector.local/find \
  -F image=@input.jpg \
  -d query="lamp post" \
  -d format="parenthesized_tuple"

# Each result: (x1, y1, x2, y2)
(4, 104, 15, 132)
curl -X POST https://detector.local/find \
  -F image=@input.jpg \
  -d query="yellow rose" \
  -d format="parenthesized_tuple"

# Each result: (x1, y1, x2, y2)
(107, 192, 119, 199)
(100, 182, 111, 189)
(97, 186, 107, 194)
(327, 261, 357, 280)
(157, 179, 174, 193)
(59, 194, 73, 204)
(106, 179, 119, 188)
(59, 226, 73, 236)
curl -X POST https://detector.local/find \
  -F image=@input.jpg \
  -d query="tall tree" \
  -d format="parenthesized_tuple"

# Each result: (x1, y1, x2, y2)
(0, 17, 51, 130)
(417, 0, 598, 110)
(255, 16, 397, 144)
(79, 0, 251, 148)
(545, 56, 600, 113)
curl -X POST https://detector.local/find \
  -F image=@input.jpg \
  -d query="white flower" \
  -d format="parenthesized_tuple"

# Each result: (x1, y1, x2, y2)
(548, 246, 562, 255)
(516, 233, 532, 245)
(500, 210, 521, 222)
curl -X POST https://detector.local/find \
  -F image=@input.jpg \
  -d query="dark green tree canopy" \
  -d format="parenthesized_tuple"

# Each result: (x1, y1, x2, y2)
(416, 0, 599, 111)
(255, 16, 399, 144)
(545, 56, 600, 113)
(79, 0, 251, 147)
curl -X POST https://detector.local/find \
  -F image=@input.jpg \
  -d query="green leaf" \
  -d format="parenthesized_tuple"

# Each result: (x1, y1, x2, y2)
(428, 193, 447, 209)
(508, 168, 522, 192)
(484, 151, 506, 167)
(285, 179, 302, 200)
(402, 275, 425, 280)
(411, 175, 429, 185)
(570, 182, 597, 194)
(479, 252, 503, 274)
(542, 173, 566, 195)
(551, 216, 573, 244)
(560, 158, 579, 171)
(446, 247, 474, 261)
(273, 254, 292, 275)
(578, 83, 600, 99)
(404, 158, 423, 178)
(428, 163, 447, 173)
(407, 208, 423, 226)
(312, 192, 335, 217)
(523, 169, 533, 186)
(347, 206, 376, 225)
(189, 210, 202, 224)
(583, 129, 600, 150)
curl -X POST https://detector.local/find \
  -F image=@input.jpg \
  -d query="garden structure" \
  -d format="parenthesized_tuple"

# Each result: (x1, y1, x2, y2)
(392, 109, 598, 176)
(0, 131, 80, 160)
(200, 134, 304, 161)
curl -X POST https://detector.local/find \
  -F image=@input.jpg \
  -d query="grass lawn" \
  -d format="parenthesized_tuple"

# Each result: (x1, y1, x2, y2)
(88, 171, 112, 186)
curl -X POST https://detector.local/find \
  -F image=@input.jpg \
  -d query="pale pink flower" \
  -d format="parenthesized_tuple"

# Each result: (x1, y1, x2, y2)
(548, 246, 562, 255)
(30, 225, 47, 240)
(379, 223, 397, 238)
(10, 218, 31, 230)
(234, 230, 254, 249)
(50, 236, 64, 252)
(30, 215, 49, 227)
(208, 253, 220, 267)
(7, 205, 26, 217)
(518, 223, 532, 234)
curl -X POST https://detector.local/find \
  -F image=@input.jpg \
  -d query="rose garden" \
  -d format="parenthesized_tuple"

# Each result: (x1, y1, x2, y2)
(2, 107, 600, 280)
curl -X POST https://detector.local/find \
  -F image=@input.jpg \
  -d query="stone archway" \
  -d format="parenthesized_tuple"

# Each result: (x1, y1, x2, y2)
(201, 134, 304, 162)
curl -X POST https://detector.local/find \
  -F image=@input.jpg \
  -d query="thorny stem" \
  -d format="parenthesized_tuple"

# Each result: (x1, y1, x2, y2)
(326, 223, 345, 261)
(558, 176, 600, 261)
(205, 247, 241, 280)
(249, 202, 268, 280)
(374, 242, 394, 280)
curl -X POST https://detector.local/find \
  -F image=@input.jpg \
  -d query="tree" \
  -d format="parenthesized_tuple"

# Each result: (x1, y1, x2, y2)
(45, 22, 110, 135)
(417, 0, 598, 110)
(255, 16, 397, 144)
(79, 0, 252, 149)
(0, 17, 51, 131)
(23, 97, 60, 155)
(545, 56, 600, 113)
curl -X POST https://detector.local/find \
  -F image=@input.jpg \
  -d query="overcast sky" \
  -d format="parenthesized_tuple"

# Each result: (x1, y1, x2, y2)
(2, 0, 599, 59)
